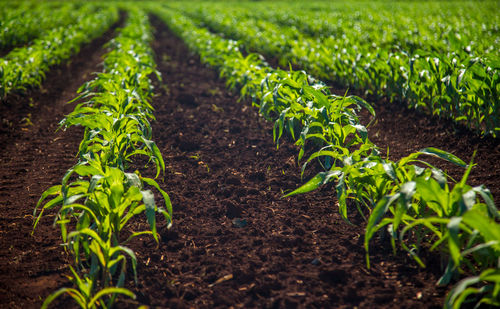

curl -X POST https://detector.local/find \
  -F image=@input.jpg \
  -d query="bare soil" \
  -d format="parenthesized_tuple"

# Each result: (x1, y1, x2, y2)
(0, 14, 497, 309)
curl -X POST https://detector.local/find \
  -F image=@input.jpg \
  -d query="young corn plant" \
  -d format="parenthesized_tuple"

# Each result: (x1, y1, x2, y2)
(41, 265, 136, 309)
(61, 109, 164, 177)
(35, 8, 169, 308)
(34, 163, 172, 248)
(34, 162, 172, 307)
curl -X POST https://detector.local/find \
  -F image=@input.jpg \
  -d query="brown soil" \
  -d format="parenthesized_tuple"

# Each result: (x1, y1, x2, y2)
(0, 13, 497, 309)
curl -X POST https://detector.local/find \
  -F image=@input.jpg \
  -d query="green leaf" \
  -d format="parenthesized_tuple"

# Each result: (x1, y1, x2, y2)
(446, 217, 463, 269)
(303, 85, 329, 107)
(444, 275, 481, 309)
(141, 176, 173, 218)
(141, 190, 158, 242)
(393, 181, 416, 232)
(284, 171, 339, 197)
(68, 228, 106, 251)
(382, 163, 397, 181)
(419, 147, 467, 168)
(348, 95, 375, 116)
(60, 204, 100, 225)
(472, 185, 499, 219)
(141, 137, 165, 178)
(41, 287, 86, 309)
(88, 287, 135, 308)
(110, 245, 138, 283)
(35, 185, 61, 215)
(462, 209, 500, 248)
(364, 193, 400, 268)
(124, 172, 142, 189)
(416, 176, 448, 217)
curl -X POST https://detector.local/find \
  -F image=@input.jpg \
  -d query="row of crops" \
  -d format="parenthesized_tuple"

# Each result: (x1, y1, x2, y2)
(1, 2, 83, 51)
(168, 1, 500, 137)
(30, 7, 172, 307)
(0, 3, 119, 98)
(0, 1, 498, 308)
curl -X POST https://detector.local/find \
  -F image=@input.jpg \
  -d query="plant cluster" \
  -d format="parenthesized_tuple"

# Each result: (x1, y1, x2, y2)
(176, 2, 500, 137)
(153, 6, 499, 308)
(33, 8, 172, 308)
(0, 4, 118, 99)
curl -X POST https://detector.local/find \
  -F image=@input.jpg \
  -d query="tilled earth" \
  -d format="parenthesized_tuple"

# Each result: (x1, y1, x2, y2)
(0, 14, 498, 309)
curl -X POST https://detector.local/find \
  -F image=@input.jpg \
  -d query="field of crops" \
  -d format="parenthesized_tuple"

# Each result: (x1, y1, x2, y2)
(0, 1, 498, 308)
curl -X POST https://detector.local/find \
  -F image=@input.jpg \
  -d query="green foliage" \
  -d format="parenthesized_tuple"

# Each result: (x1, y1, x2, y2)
(34, 8, 171, 308)
(152, 5, 499, 308)
(0, 4, 118, 98)
(41, 266, 136, 309)
(178, 1, 500, 137)
(8, 1, 496, 307)
(0, 2, 84, 51)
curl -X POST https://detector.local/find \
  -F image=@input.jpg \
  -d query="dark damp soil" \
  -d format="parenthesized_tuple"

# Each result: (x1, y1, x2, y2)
(0, 12, 497, 309)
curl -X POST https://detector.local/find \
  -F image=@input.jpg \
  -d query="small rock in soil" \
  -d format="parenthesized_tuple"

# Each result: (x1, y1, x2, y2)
(232, 218, 247, 228)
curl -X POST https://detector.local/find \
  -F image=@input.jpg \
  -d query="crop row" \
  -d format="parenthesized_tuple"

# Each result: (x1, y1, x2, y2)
(152, 6, 499, 308)
(174, 2, 500, 137)
(33, 8, 172, 308)
(202, 1, 499, 56)
(0, 4, 118, 99)
(0, 2, 84, 52)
